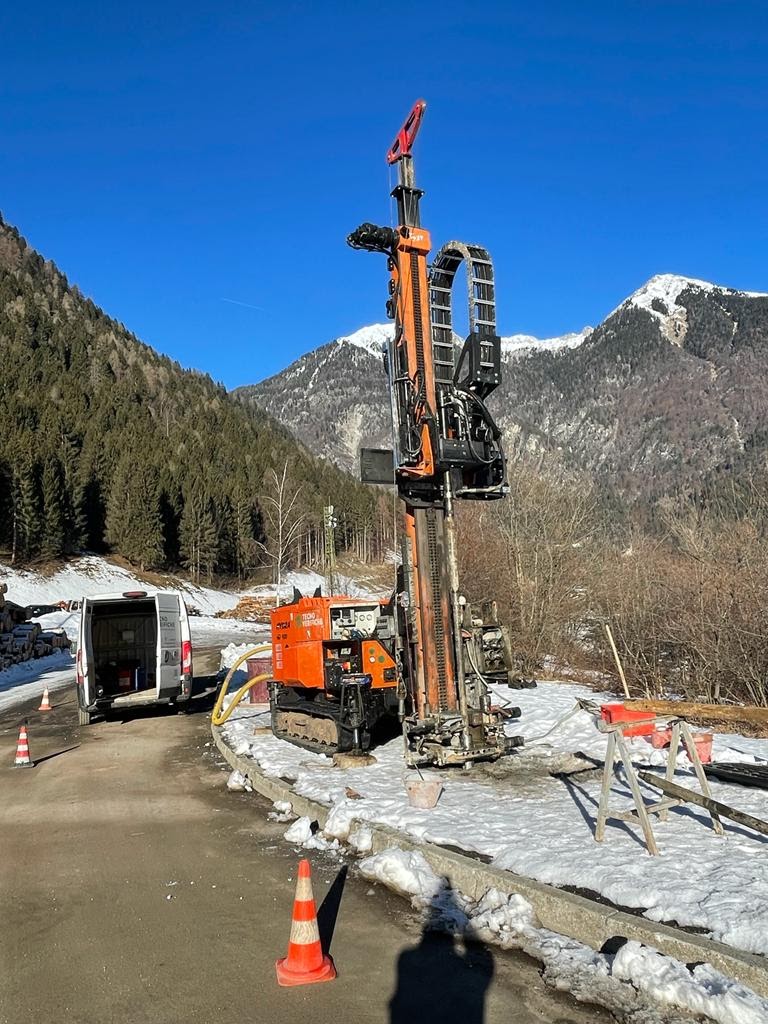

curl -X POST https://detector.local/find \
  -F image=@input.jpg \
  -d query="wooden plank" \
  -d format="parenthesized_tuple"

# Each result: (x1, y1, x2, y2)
(680, 721, 724, 836)
(638, 772, 768, 838)
(604, 623, 630, 699)
(626, 699, 768, 727)
(595, 731, 616, 843)
(616, 733, 658, 855)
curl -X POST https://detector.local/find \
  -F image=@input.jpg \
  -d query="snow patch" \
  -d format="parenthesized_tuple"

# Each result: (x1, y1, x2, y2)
(284, 816, 314, 844)
(226, 769, 251, 792)
(335, 324, 393, 358)
(284, 814, 340, 853)
(0, 653, 74, 713)
(501, 328, 592, 357)
(359, 848, 445, 904)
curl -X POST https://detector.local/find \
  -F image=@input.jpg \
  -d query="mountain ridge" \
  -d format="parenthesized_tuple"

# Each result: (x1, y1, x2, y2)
(236, 273, 768, 500)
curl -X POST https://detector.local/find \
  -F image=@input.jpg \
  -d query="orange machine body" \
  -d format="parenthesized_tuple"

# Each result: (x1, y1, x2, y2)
(271, 596, 397, 692)
(389, 227, 436, 479)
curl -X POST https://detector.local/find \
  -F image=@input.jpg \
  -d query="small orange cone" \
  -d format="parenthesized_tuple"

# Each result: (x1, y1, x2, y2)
(276, 859, 336, 986)
(14, 723, 33, 767)
(38, 688, 52, 712)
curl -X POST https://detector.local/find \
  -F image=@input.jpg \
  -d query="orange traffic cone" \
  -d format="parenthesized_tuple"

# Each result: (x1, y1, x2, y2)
(38, 688, 52, 712)
(276, 859, 336, 986)
(14, 723, 33, 767)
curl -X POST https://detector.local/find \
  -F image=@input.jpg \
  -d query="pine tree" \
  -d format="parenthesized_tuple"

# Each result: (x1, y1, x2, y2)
(131, 464, 164, 571)
(41, 459, 65, 559)
(180, 482, 218, 583)
(106, 449, 164, 570)
(233, 483, 259, 581)
(106, 449, 133, 556)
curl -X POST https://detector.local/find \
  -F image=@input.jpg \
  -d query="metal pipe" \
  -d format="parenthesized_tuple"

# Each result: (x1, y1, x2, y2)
(442, 469, 470, 751)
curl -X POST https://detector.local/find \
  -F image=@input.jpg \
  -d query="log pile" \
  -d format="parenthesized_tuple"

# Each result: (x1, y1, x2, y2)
(0, 583, 71, 672)
(215, 595, 274, 623)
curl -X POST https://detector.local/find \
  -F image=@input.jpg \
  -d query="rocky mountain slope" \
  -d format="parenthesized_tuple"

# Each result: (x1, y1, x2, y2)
(236, 275, 768, 503)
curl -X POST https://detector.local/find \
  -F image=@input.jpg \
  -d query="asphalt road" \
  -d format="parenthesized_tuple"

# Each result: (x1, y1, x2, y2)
(0, 681, 613, 1024)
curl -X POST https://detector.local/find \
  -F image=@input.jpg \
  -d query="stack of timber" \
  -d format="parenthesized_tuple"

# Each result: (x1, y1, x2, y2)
(0, 583, 70, 671)
(215, 595, 274, 623)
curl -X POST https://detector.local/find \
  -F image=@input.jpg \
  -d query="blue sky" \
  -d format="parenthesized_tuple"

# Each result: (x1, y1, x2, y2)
(2, 2, 767, 388)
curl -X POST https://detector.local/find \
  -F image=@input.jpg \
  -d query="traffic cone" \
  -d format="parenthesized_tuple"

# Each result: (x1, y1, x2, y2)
(275, 859, 336, 986)
(14, 723, 33, 767)
(38, 688, 52, 712)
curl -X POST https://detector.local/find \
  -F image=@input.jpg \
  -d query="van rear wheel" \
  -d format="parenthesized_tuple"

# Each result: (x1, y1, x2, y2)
(78, 708, 92, 726)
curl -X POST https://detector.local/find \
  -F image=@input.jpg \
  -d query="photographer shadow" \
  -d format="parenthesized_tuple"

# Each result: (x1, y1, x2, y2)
(389, 892, 494, 1024)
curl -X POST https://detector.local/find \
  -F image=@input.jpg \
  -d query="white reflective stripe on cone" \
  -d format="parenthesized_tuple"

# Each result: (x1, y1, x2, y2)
(289, 918, 321, 945)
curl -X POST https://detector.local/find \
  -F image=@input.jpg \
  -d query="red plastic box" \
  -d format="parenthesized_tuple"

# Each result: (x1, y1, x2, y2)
(600, 703, 656, 737)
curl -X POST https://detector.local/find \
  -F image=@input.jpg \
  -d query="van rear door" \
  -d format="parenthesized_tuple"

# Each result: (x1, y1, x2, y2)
(179, 597, 193, 699)
(156, 592, 182, 699)
(77, 597, 95, 706)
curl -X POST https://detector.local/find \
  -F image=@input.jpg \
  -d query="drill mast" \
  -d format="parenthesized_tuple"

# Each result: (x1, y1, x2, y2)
(348, 100, 516, 766)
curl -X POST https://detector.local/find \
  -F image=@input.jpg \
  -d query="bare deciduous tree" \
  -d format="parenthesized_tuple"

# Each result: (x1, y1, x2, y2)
(257, 460, 305, 602)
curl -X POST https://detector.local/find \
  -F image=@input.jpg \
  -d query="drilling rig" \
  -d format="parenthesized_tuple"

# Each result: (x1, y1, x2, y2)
(269, 100, 524, 767)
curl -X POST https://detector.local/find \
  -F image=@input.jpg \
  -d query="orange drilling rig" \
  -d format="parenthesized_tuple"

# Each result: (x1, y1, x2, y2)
(269, 100, 525, 767)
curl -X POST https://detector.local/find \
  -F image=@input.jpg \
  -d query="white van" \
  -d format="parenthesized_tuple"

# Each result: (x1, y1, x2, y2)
(75, 590, 193, 725)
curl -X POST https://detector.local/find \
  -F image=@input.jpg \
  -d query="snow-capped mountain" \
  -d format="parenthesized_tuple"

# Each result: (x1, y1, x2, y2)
(337, 323, 393, 357)
(236, 274, 768, 502)
(610, 273, 767, 346)
(501, 328, 593, 358)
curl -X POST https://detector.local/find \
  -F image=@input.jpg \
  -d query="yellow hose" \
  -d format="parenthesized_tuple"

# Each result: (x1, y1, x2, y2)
(211, 643, 272, 727)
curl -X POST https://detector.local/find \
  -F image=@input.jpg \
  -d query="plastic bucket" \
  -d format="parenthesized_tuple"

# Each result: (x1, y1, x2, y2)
(687, 732, 713, 764)
(405, 775, 443, 809)
(246, 656, 272, 704)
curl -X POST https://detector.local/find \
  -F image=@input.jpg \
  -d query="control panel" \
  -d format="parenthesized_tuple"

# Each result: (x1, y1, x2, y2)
(329, 603, 379, 639)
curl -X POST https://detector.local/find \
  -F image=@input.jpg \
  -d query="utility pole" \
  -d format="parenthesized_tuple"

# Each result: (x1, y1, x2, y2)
(324, 504, 338, 595)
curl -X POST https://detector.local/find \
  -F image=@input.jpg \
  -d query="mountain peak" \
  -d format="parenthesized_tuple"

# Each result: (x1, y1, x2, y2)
(622, 272, 766, 313)
(612, 273, 768, 346)
(335, 324, 393, 357)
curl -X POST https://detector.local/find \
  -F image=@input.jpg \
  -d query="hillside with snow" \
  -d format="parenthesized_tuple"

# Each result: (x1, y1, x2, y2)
(237, 273, 768, 502)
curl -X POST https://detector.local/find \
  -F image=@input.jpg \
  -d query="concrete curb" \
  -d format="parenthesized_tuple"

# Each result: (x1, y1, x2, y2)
(212, 724, 768, 998)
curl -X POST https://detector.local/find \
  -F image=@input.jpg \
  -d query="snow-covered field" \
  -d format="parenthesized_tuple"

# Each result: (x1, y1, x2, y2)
(221, 680, 768, 961)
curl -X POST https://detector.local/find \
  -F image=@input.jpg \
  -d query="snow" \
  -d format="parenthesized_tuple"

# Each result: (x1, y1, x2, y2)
(226, 769, 252, 792)
(500, 328, 592, 357)
(244, 568, 381, 604)
(359, 849, 768, 1024)
(222, 680, 768, 960)
(0, 653, 74, 713)
(335, 324, 393, 358)
(284, 814, 340, 853)
(337, 321, 594, 361)
(284, 815, 314, 844)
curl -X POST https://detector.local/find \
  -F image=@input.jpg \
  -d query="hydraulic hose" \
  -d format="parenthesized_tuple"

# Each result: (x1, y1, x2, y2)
(211, 643, 271, 727)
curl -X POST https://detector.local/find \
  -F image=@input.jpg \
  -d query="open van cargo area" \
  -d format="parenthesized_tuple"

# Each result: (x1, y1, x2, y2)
(77, 589, 192, 724)
(92, 599, 157, 699)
